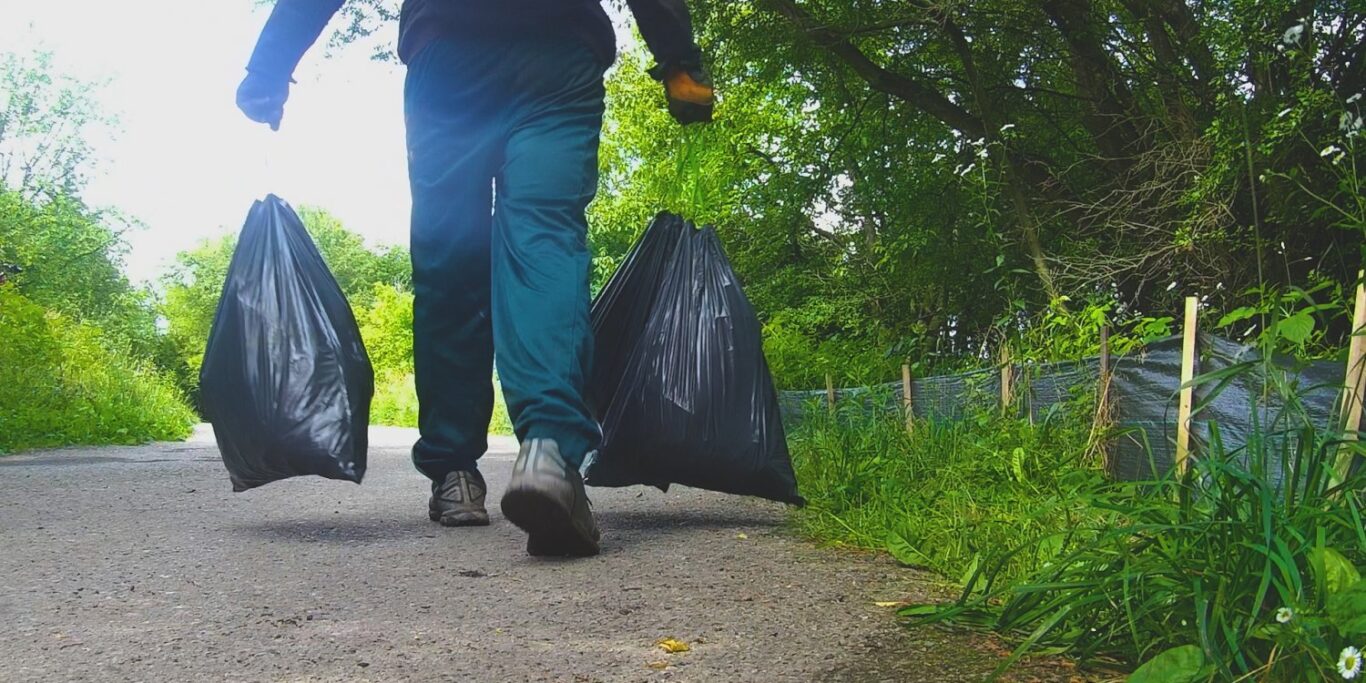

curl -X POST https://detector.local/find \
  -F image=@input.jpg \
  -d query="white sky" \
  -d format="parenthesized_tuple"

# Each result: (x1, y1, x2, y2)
(0, 1, 635, 285)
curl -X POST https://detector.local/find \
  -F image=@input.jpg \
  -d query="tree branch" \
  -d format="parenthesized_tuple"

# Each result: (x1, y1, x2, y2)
(763, 0, 987, 140)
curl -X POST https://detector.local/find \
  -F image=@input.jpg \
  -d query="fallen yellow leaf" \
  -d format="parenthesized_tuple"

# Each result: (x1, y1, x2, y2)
(873, 601, 901, 608)
(647, 661, 670, 670)
(656, 637, 692, 654)
(735, 533, 749, 540)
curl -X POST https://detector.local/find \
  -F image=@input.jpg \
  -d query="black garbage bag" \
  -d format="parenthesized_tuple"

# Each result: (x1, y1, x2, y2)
(200, 195, 374, 492)
(585, 213, 804, 505)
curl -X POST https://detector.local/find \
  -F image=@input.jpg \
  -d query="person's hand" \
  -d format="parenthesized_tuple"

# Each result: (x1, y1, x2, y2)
(236, 71, 291, 131)
(661, 65, 714, 125)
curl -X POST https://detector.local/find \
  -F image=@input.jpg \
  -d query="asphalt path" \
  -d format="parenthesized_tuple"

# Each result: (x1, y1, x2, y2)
(0, 426, 1073, 682)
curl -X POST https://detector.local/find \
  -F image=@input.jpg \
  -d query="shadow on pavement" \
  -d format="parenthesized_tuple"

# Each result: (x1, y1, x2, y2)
(595, 506, 784, 532)
(234, 515, 443, 544)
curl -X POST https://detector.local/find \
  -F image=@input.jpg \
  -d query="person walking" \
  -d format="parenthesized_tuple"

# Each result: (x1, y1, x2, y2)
(236, 0, 713, 557)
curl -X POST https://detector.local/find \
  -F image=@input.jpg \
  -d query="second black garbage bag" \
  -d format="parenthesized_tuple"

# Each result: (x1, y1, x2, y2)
(585, 213, 804, 505)
(200, 195, 374, 492)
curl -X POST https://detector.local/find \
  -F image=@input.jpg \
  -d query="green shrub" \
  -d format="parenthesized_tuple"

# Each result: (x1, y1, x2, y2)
(0, 286, 196, 453)
(369, 370, 513, 437)
(763, 317, 906, 390)
(370, 371, 420, 427)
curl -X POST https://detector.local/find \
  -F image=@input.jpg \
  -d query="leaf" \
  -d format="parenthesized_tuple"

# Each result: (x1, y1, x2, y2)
(1011, 447, 1027, 483)
(873, 601, 901, 608)
(647, 661, 669, 670)
(1127, 645, 1208, 683)
(1328, 580, 1366, 636)
(959, 553, 984, 595)
(1276, 311, 1315, 345)
(1217, 307, 1259, 328)
(1309, 547, 1362, 596)
(885, 530, 931, 567)
(656, 638, 691, 654)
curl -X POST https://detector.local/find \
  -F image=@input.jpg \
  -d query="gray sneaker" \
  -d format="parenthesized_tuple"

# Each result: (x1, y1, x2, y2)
(428, 470, 490, 527)
(500, 439, 601, 557)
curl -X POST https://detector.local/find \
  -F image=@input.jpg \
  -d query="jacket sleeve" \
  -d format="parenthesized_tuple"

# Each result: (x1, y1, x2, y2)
(245, 0, 346, 81)
(624, 0, 704, 74)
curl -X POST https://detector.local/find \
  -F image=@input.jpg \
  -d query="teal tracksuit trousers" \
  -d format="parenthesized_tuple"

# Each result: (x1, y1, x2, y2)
(404, 30, 607, 483)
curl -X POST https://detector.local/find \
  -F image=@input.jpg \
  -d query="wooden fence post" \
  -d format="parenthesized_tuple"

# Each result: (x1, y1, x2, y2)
(1176, 296, 1199, 475)
(1096, 324, 1112, 428)
(1000, 344, 1014, 413)
(902, 363, 914, 433)
(825, 373, 836, 413)
(1091, 325, 1113, 459)
(1099, 325, 1111, 382)
(1334, 274, 1366, 484)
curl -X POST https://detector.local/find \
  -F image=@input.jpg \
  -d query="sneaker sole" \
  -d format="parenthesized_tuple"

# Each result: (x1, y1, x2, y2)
(429, 510, 490, 527)
(500, 488, 600, 557)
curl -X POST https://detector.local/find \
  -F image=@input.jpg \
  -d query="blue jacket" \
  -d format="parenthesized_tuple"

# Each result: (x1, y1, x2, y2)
(246, 0, 701, 81)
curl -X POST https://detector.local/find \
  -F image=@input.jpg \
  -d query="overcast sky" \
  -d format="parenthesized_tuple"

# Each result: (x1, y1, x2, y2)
(0, 1, 634, 284)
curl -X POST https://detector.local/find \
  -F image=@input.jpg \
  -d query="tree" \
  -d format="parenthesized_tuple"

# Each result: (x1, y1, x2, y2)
(270, 0, 1366, 373)
(0, 51, 114, 201)
(297, 206, 410, 306)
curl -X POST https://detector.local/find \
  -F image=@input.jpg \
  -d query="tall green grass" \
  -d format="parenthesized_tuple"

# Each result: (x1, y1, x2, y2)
(789, 391, 1102, 585)
(910, 358, 1366, 681)
(0, 286, 196, 453)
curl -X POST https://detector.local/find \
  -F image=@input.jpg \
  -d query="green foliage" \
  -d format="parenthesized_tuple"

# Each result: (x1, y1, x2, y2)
(0, 55, 194, 454)
(370, 371, 418, 427)
(0, 189, 165, 360)
(370, 371, 512, 436)
(1126, 645, 1209, 683)
(297, 206, 410, 308)
(0, 285, 195, 453)
(788, 391, 1101, 585)
(762, 316, 903, 389)
(160, 231, 236, 397)
(0, 50, 114, 200)
(356, 282, 414, 376)
(913, 355, 1366, 681)
(596, 0, 1364, 372)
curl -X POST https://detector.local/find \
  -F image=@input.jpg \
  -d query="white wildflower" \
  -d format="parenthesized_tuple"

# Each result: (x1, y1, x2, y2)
(977, 147, 989, 160)
(1166, 281, 1178, 292)
(971, 137, 986, 147)
(1275, 607, 1293, 623)
(1277, 108, 1294, 119)
(1322, 144, 1342, 158)
(1340, 646, 1362, 680)
(1000, 123, 1016, 132)
(1349, 93, 1363, 104)
(932, 153, 946, 163)
(1282, 24, 1305, 45)
(958, 163, 976, 177)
